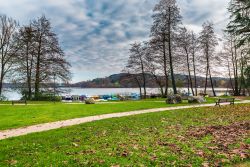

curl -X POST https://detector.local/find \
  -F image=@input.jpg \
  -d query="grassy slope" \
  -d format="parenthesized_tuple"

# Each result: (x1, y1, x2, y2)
(0, 104, 249, 166)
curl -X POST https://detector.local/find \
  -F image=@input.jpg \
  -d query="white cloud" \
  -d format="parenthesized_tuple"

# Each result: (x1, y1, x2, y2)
(0, 0, 230, 82)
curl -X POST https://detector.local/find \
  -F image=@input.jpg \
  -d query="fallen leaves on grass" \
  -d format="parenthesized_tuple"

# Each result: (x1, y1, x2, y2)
(188, 122, 249, 145)
(187, 121, 250, 164)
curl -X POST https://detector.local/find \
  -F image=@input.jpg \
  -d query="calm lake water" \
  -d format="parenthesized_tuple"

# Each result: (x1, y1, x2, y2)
(2, 87, 230, 100)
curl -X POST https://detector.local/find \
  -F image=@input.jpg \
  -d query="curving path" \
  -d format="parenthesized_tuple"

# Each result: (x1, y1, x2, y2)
(0, 100, 250, 140)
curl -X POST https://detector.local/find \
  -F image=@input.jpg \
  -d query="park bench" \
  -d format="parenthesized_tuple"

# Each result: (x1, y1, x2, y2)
(12, 100, 27, 105)
(215, 98, 235, 107)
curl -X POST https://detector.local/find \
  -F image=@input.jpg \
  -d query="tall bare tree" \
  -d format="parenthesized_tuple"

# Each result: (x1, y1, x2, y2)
(26, 16, 71, 99)
(14, 25, 36, 99)
(177, 27, 195, 95)
(190, 31, 199, 96)
(0, 15, 18, 96)
(199, 22, 218, 96)
(144, 42, 165, 97)
(128, 42, 147, 98)
(151, 0, 182, 95)
(123, 65, 143, 98)
(150, 33, 169, 97)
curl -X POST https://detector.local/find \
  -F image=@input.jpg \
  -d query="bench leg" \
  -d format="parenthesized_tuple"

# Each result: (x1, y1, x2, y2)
(215, 102, 220, 107)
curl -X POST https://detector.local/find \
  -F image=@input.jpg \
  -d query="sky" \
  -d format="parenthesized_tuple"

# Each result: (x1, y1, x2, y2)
(0, 0, 230, 83)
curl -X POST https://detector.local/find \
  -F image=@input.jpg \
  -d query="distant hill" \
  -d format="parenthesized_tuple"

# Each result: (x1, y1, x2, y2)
(71, 73, 230, 88)
(2, 73, 230, 89)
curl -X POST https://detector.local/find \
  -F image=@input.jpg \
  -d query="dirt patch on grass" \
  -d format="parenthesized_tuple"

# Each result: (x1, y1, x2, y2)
(187, 122, 250, 166)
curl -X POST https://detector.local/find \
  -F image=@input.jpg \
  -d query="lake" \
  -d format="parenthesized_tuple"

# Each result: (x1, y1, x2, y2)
(2, 87, 230, 100)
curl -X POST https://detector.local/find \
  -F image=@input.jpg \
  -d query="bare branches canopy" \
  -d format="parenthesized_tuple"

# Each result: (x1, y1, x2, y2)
(0, 15, 71, 100)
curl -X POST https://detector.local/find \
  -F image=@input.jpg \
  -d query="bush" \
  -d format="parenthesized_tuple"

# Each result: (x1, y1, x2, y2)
(31, 93, 62, 101)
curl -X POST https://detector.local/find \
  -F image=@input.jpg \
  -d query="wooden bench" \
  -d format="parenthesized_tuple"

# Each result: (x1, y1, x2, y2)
(12, 100, 27, 105)
(215, 98, 235, 106)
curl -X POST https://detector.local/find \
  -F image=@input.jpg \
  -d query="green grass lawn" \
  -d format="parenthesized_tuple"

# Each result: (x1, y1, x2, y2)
(0, 97, 241, 130)
(0, 104, 249, 166)
(0, 101, 184, 130)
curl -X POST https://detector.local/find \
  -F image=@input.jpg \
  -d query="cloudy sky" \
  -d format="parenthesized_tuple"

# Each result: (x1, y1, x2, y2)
(0, 0, 230, 82)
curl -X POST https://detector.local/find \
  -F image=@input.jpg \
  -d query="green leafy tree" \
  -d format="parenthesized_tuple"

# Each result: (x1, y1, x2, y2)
(227, 0, 250, 47)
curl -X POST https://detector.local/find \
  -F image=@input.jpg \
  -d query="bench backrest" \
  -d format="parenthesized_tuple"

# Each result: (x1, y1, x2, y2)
(218, 98, 234, 103)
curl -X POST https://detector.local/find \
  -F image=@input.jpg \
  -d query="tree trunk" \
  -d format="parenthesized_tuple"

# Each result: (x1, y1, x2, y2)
(187, 75, 190, 95)
(34, 57, 40, 99)
(204, 44, 210, 95)
(134, 76, 142, 99)
(227, 59, 235, 92)
(25, 44, 32, 100)
(168, 7, 177, 94)
(139, 55, 146, 99)
(233, 45, 240, 96)
(192, 54, 198, 96)
(191, 33, 198, 96)
(152, 74, 164, 97)
(0, 63, 4, 96)
(162, 36, 169, 97)
(204, 60, 209, 95)
(0, 76, 3, 96)
(168, 35, 177, 94)
(185, 48, 194, 96)
(239, 56, 246, 96)
(34, 35, 42, 99)
(209, 67, 216, 96)
(142, 73, 147, 99)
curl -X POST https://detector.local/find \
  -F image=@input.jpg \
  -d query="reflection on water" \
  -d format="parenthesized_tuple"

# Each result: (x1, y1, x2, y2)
(2, 89, 22, 101)
(2, 87, 230, 100)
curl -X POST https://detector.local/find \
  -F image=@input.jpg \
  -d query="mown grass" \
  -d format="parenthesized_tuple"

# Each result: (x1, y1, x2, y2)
(0, 101, 181, 130)
(0, 97, 241, 130)
(0, 104, 249, 166)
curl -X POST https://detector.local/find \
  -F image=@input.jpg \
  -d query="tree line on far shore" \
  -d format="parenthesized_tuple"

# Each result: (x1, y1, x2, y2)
(0, 15, 71, 100)
(125, 0, 250, 98)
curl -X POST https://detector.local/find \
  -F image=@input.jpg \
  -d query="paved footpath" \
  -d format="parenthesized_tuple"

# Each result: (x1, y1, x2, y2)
(0, 101, 250, 140)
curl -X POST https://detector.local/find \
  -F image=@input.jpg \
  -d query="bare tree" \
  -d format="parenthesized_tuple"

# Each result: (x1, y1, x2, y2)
(24, 15, 71, 99)
(151, 0, 182, 95)
(222, 33, 248, 95)
(177, 27, 195, 95)
(150, 33, 169, 97)
(123, 65, 143, 98)
(128, 42, 147, 98)
(14, 25, 36, 99)
(199, 22, 218, 96)
(144, 42, 165, 97)
(0, 15, 18, 96)
(190, 31, 199, 96)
